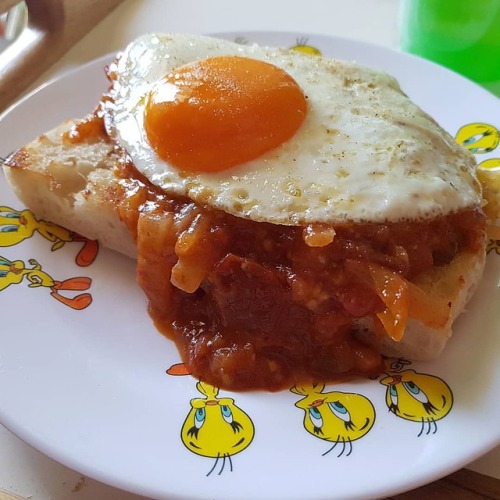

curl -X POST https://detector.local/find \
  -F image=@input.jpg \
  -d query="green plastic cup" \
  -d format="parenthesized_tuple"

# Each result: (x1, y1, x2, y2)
(400, 0, 500, 94)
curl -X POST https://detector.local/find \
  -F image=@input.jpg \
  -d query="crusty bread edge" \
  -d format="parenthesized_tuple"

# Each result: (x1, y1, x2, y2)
(2, 120, 136, 259)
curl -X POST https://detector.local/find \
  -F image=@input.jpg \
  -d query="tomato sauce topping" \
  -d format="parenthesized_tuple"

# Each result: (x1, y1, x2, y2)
(111, 153, 485, 391)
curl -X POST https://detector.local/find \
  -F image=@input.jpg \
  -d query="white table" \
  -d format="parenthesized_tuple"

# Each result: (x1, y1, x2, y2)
(1, 1, 499, 498)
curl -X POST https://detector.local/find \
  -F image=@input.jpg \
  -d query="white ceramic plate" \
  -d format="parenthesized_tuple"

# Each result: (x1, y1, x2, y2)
(1, 32, 499, 500)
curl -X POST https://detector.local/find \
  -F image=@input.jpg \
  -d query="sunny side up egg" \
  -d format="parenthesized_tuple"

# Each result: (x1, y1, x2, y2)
(105, 33, 481, 225)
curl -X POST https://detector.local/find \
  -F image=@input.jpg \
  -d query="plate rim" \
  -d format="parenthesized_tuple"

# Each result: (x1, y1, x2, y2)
(1, 30, 499, 500)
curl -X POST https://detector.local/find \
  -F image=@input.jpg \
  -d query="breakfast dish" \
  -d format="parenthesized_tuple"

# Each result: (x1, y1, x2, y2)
(2, 33, 490, 391)
(0, 32, 499, 500)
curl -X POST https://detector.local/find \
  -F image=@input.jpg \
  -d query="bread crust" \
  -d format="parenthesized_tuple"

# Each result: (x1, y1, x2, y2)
(2, 120, 486, 361)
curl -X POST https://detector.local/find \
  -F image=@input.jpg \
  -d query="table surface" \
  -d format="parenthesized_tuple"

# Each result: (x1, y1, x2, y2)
(0, 0, 499, 499)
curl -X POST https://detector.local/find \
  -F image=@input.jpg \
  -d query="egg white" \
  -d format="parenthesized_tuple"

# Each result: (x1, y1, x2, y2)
(105, 33, 481, 225)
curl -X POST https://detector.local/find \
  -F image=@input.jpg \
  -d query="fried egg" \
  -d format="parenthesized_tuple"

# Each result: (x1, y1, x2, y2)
(106, 33, 481, 224)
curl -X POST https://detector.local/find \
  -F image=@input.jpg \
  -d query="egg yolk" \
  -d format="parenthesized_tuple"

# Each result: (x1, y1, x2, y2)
(144, 56, 307, 173)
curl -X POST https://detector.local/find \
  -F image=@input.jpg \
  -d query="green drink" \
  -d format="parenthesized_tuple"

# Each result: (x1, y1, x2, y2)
(400, 0, 500, 94)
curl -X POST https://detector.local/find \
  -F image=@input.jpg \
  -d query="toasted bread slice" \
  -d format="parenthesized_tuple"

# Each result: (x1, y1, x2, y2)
(2, 120, 486, 361)
(3, 120, 136, 259)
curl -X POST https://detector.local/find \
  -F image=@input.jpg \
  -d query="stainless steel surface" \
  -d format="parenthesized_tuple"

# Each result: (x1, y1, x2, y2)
(0, 1, 26, 49)
(0, 0, 124, 113)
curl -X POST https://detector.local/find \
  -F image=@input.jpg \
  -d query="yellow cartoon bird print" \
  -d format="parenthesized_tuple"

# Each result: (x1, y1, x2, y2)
(0, 256, 25, 289)
(181, 381, 255, 476)
(380, 369, 453, 436)
(290, 36, 322, 56)
(455, 123, 500, 154)
(0, 206, 98, 266)
(0, 256, 92, 309)
(291, 383, 375, 457)
(476, 158, 500, 239)
(1, 206, 71, 248)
